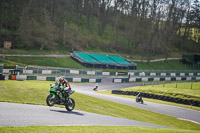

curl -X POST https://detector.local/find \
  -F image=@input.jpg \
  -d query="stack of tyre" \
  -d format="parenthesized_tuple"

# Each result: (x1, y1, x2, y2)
(112, 90, 200, 107)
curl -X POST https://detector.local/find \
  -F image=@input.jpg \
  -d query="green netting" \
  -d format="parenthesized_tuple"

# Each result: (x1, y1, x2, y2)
(109, 56, 131, 65)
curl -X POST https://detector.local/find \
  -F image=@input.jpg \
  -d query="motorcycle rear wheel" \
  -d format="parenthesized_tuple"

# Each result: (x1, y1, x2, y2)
(46, 94, 55, 106)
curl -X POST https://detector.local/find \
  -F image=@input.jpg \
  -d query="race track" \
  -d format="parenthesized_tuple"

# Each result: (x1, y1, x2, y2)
(0, 102, 167, 128)
(71, 82, 200, 124)
(0, 81, 199, 127)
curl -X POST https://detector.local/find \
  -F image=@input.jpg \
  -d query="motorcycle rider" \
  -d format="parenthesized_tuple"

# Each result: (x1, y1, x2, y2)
(58, 76, 72, 103)
(136, 93, 143, 104)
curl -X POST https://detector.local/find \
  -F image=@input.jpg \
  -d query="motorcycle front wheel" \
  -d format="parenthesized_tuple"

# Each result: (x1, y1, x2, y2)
(136, 98, 139, 103)
(46, 94, 55, 106)
(65, 98, 75, 111)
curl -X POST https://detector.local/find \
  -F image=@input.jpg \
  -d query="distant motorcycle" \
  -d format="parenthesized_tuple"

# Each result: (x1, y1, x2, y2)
(136, 93, 143, 104)
(46, 82, 75, 111)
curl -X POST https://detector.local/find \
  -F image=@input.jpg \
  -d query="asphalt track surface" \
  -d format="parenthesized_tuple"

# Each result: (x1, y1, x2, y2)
(0, 102, 167, 128)
(70, 82, 200, 124)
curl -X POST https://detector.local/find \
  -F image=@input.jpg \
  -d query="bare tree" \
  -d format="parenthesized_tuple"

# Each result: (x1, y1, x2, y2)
(190, 0, 200, 44)
(98, 0, 112, 36)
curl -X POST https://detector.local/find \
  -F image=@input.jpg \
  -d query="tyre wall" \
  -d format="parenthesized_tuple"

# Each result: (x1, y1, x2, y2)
(112, 90, 200, 107)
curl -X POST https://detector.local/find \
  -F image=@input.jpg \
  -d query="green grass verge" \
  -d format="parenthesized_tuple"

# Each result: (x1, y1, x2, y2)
(0, 80, 200, 131)
(121, 82, 200, 101)
(135, 60, 200, 70)
(0, 126, 199, 133)
(0, 56, 86, 69)
(98, 90, 200, 111)
(0, 48, 70, 55)
(0, 57, 127, 72)
(1, 56, 199, 71)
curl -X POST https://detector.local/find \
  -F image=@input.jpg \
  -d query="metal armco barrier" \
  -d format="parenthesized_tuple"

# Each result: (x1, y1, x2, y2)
(112, 90, 200, 107)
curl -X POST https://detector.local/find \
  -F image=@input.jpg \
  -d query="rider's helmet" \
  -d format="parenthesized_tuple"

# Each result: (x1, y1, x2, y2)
(59, 76, 69, 84)
(59, 76, 65, 83)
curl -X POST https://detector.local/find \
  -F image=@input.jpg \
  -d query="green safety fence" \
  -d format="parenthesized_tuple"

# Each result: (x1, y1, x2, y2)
(171, 77, 176, 81)
(81, 78, 89, 82)
(148, 78, 154, 81)
(65, 78, 73, 82)
(160, 78, 165, 81)
(27, 76, 37, 80)
(46, 77, 56, 81)
(136, 78, 142, 82)
(96, 79, 102, 83)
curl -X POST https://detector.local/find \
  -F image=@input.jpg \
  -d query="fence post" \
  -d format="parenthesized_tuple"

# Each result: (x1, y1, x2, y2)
(37, 66, 39, 76)
(191, 82, 193, 89)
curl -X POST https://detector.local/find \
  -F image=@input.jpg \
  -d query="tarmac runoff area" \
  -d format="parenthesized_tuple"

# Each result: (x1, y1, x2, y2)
(0, 102, 168, 128)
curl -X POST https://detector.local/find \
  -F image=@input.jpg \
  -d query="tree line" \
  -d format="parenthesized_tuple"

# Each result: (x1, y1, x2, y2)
(0, 0, 199, 62)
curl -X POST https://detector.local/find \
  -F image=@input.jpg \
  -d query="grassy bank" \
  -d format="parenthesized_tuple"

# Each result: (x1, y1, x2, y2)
(98, 90, 200, 111)
(1, 56, 199, 71)
(0, 56, 86, 69)
(0, 126, 199, 133)
(0, 48, 70, 55)
(0, 80, 200, 131)
(135, 60, 200, 70)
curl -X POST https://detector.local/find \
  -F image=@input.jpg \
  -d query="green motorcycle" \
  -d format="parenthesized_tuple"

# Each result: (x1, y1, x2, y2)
(46, 82, 75, 111)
